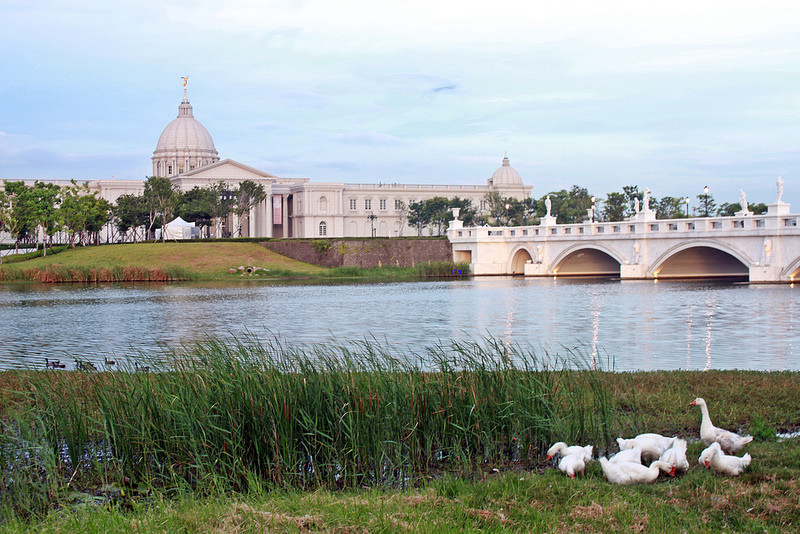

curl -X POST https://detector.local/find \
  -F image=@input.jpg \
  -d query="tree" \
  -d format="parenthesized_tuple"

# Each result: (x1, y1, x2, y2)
(19, 181, 61, 256)
(654, 196, 687, 219)
(697, 190, 716, 217)
(208, 182, 235, 238)
(1, 181, 32, 252)
(232, 180, 267, 237)
(483, 191, 507, 225)
(179, 186, 216, 237)
(602, 192, 628, 221)
(449, 197, 478, 227)
(394, 200, 408, 237)
(59, 180, 110, 247)
(539, 186, 595, 224)
(408, 201, 427, 236)
(622, 185, 642, 216)
(143, 176, 182, 241)
(114, 193, 149, 242)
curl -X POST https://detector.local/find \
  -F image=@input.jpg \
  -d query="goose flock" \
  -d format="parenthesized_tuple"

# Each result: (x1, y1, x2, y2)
(547, 397, 753, 484)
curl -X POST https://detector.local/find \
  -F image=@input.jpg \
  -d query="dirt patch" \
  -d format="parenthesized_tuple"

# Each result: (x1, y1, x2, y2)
(214, 503, 323, 533)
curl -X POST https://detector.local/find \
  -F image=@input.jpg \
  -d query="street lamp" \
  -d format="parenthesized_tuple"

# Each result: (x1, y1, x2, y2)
(504, 203, 510, 226)
(685, 196, 690, 217)
(367, 212, 377, 237)
(590, 196, 596, 222)
(702, 186, 710, 217)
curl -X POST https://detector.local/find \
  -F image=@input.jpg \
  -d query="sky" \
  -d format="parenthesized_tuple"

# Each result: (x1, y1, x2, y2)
(1, 0, 799, 209)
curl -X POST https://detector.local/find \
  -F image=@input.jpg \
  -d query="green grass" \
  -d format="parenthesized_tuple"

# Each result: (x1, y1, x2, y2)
(2, 440, 798, 532)
(0, 242, 469, 282)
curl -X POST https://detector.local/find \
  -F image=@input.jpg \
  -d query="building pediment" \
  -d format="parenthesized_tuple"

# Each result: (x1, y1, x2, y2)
(179, 158, 277, 181)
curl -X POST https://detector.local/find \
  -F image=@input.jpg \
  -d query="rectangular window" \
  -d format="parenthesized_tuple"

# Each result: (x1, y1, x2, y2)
(365, 199, 372, 210)
(394, 199, 403, 210)
(349, 199, 356, 210)
(480, 200, 487, 211)
(380, 199, 386, 210)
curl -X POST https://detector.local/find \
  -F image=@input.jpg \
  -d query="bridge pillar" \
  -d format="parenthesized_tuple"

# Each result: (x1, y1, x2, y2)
(749, 265, 782, 283)
(524, 263, 548, 276)
(620, 264, 647, 279)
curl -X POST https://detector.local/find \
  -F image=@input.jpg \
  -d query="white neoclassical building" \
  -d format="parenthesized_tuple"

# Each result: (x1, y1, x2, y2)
(4, 87, 533, 240)
(157, 88, 531, 238)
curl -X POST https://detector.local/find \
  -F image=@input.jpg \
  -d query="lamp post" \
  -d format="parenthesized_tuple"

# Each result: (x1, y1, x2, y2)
(367, 213, 377, 237)
(504, 203, 510, 226)
(685, 196, 690, 217)
(590, 196, 596, 222)
(702, 186, 710, 217)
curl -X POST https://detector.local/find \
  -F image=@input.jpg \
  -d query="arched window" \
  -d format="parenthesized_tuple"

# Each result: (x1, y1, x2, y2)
(319, 196, 328, 212)
(319, 221, 327, 236)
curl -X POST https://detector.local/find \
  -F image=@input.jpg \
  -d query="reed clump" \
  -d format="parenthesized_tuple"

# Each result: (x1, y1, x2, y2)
(0, 336, 611, 520)
(0, 265, 194, 283)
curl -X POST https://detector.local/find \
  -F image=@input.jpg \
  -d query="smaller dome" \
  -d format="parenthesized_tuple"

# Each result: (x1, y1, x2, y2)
(490, 154, 523, 186)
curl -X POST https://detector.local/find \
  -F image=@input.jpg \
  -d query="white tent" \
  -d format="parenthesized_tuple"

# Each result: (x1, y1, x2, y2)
(156, 217, 201, 240)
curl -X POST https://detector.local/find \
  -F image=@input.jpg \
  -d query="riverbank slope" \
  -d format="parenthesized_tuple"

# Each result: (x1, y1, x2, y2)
(0, 241, 464, 282)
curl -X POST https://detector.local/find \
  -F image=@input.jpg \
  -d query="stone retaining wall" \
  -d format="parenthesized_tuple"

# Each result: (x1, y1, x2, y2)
(260, 238, 453, 268)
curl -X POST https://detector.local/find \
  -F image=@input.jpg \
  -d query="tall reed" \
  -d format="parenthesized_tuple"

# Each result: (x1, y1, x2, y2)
(1, 335, 613, 520)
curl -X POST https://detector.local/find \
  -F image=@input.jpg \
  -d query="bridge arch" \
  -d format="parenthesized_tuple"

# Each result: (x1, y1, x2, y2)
(550, 244, 623, 277)
(649, 240, 751, 279)
(780, 256, 800, 281)
(508, 245, 534, 274)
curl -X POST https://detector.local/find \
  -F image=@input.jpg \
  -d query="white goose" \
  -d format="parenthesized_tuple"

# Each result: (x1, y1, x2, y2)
(608, 446, 642, 465)
(546, 442, 593, 463)
(558, 454, 586, 478)
(659, 438, 690, 474)
(690, 398, 753, 454)
(599, 457, 676, 485)
(616, 435, 674, 464)
(699, 442, 751, 476)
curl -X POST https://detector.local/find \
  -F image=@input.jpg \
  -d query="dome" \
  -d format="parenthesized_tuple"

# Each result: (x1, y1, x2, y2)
(490, 154, 523, 186)
(152, 88, 219, 177)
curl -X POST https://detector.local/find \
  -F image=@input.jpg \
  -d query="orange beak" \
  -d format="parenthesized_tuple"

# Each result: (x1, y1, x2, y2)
(689, 400, 697, 406)
(669, 466, 676, 477)
(569, 473, 575, 479)
(704, 460, 710, 468)
(546, 454, 553, 461)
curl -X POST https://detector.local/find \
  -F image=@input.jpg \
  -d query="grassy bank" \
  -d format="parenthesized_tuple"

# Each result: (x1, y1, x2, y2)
(0, 337, 797, 531)
(0, 242, 469, 282)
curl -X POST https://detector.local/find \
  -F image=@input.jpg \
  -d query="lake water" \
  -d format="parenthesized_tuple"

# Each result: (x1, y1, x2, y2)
(1, 277, 798, 371)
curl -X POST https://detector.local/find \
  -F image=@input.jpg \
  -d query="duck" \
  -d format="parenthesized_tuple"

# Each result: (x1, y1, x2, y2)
(558, 454, 586, 479)
(659, 438, 690, 474)
(616, 436, 673, 464)
(599, 457, 676, 485)
(546, 442, 593, 463)
(632, 433, 677, 450)
(608, 446, 642, 465)
(699, 442, 751, 476)
(690, 398, 753, 454)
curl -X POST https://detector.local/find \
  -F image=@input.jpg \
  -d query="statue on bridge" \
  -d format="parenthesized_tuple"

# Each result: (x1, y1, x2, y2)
(777, 176, 784, 203)
(739, 189, 748, 213)
(545, 196, 552, 218)
(643, 188, 651, 212)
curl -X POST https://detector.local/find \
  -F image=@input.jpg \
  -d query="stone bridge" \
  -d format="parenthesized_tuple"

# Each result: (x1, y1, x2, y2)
(447, 201, 800, 282)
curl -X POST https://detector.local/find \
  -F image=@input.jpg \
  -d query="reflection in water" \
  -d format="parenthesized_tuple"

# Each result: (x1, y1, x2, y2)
(0, 278, 798, 372)
(703, 298, 716, 371)
(684, 307, 693, 370)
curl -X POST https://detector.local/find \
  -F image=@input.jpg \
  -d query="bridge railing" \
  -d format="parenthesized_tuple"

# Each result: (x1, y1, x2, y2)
(450, 211, 800, 241)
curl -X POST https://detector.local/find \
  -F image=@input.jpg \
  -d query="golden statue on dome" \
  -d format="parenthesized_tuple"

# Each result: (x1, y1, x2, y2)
(181, 75, 189, 89)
